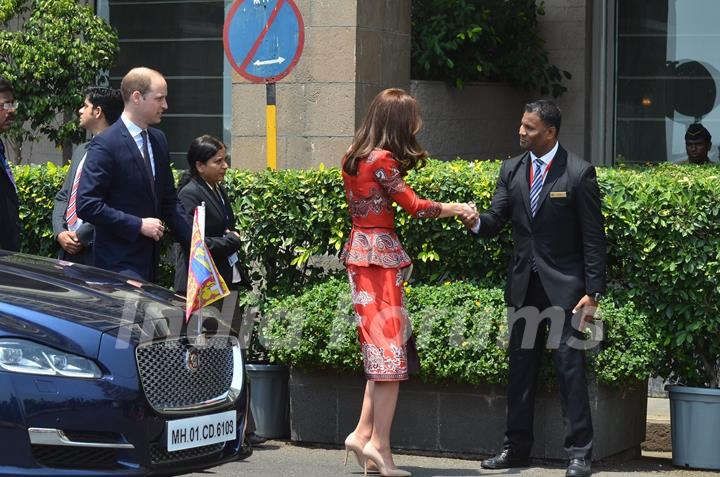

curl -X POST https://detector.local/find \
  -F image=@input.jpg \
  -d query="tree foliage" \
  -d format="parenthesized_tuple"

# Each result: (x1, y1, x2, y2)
(0, 0, 118, 162)
(411, 0, 571, 95)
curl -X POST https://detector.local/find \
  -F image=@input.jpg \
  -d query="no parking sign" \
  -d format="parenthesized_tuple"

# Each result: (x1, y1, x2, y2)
(223, 0, 305, 83)
(223, 0, 305, 169)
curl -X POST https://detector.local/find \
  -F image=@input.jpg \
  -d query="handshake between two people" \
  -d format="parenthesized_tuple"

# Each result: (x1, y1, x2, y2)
(451, 202, 480, 230)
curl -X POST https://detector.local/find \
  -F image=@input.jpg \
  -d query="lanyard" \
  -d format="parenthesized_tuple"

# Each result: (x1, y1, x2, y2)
(529, 157, 554, 185)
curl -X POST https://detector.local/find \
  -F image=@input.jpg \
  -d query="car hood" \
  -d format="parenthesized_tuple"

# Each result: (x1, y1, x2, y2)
(0, 252, 187, 358)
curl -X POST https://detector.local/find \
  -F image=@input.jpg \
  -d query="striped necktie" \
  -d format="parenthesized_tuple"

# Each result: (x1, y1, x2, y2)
(529, 158, 544, 217)
(65, 156, 86, 229)
(529, 159, 545, 272)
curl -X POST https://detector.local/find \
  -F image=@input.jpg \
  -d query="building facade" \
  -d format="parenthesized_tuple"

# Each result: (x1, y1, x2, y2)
(76, 1, 720, 167)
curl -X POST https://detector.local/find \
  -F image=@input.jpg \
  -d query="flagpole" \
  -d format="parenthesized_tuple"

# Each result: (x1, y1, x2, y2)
(197, 202, 206, 338)
(199, 201, 206, 239)
(185, 200, 229, 331)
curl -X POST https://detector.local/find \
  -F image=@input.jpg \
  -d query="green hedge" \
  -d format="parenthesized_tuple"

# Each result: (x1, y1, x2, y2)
(258, 278, 660, 387)
(15, 162, 67, 259)
(13, 161, 720, 386)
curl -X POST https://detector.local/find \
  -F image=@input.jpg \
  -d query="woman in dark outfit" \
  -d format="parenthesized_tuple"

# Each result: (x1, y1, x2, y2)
(174, 135, 265, 446)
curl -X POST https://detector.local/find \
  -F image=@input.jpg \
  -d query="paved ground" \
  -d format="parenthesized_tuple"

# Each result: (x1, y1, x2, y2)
(183, 441, 717, 477)
(182, 397, 711, 477)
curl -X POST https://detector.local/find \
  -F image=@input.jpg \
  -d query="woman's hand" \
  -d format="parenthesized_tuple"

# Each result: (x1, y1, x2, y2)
(456, 202, 478, 224)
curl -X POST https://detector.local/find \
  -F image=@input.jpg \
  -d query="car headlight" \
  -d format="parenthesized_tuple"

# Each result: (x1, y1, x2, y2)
(0, 339, 102, 379)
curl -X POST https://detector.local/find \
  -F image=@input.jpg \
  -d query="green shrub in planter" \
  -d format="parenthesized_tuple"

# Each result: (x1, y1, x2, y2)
(411, 0, 570, 95)
(259, 278, 661, 387)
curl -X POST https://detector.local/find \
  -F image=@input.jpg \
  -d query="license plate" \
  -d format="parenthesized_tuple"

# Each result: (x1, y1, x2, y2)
(166, 410, 237, 452)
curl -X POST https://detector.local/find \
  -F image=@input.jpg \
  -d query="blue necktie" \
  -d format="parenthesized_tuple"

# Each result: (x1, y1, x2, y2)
(0, 141, 17, 193)
(529, 159, 544, 217)
(529, 159, 544, 272)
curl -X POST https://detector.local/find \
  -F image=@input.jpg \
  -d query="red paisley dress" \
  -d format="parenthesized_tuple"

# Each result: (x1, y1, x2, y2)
(340, 149, 441, 381)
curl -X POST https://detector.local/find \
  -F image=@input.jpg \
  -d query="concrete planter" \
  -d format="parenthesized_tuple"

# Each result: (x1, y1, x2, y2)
(289, 368, 647, 461)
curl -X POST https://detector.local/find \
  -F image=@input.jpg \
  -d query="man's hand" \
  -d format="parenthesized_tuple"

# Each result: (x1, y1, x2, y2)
(140, 218, 165, 241)
(57, 231, 83, 254)
(460, 202, 479, 229)
(572, 294, 599, 331)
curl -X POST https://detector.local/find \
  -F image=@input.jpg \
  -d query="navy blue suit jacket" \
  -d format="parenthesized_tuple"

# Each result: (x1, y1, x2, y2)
(76, 119, 191, 282)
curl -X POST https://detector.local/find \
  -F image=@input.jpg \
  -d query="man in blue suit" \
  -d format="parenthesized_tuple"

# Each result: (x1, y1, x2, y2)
(77, 67, 191, 282)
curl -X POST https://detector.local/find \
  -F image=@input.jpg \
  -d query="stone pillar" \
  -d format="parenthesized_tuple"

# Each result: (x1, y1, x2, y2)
(536, 0, 589, 159)
(231, 0, 411, 171)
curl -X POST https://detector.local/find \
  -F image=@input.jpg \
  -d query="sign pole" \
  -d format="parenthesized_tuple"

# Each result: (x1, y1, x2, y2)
(266, 82, 277, 170)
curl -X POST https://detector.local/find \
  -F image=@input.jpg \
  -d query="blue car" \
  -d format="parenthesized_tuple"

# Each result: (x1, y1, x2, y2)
(0, 252, 250, 476)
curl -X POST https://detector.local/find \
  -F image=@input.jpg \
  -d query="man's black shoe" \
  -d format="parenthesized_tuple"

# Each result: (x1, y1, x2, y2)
(480, 448, 530, 469)
(566, 458, 591, 477)
(247, 431, 267, 446)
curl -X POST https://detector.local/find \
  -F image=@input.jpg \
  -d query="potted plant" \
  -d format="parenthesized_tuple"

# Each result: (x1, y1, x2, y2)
(664, 315, 719, 470)
(240, 291, 291, 440)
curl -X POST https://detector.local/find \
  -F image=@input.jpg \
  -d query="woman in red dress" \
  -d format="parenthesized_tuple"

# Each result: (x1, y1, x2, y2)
(340, 88, 474, 476)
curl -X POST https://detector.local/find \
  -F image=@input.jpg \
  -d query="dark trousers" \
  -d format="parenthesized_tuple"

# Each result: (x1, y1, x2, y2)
(503, 272, 593, 459)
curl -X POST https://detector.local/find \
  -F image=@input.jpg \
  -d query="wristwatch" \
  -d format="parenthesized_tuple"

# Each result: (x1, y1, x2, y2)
(591, 292, 603, 302)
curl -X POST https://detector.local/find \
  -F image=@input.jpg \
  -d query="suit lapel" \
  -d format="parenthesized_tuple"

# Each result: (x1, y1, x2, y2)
(535, 145, 567, 216)
(196, 177, 225, 224)
(516, 152, 532, 219)
(219, 186, 235, 227)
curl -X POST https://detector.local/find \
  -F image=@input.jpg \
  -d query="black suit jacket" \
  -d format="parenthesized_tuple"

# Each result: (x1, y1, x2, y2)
(476, 145, 606, 310)
(75, 119, 191, 282)
(52, 142, 94, 265)
(0, 139, 19, 252)
(173, 176, 243, 293)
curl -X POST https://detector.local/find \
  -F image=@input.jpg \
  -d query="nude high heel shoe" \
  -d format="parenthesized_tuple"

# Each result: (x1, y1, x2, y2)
(362, 442, 411, 477)
(343, 432, 365, 468)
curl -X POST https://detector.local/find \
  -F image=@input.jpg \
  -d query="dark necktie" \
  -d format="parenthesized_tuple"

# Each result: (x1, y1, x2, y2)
(140, 130, 155, 196)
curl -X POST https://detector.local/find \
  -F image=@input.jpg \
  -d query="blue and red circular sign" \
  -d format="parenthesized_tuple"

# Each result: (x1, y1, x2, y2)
(223, 0, 305, 83)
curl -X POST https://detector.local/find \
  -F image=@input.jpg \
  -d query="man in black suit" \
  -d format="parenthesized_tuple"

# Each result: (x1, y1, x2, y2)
(463, 100, 606, 477)
(0, 76, 19, 252)
(76, 67, 191, 282)
(53, 86, 123, 264)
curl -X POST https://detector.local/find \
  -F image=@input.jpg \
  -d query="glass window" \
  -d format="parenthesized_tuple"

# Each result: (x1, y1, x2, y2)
(97, 0, 233, 168)
(615, 0, 720, 164)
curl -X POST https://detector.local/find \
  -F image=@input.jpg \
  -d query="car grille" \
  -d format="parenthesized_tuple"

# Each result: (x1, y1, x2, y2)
(31, 445, 120, 469)
(136, 337, 235, 412)
(149, 442, 225, 465)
